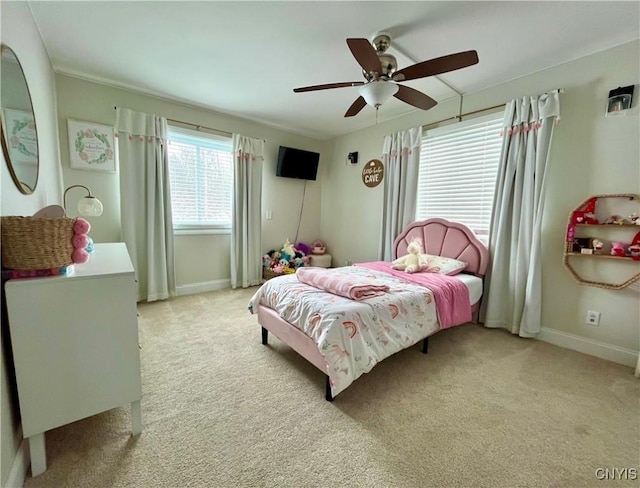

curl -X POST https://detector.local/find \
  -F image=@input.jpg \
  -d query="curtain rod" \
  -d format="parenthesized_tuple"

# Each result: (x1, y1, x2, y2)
(422, 88, 565, 131)
(422, 103, 505, 130)
(113, 106, 233, 137)
(165, 117, 233, 138)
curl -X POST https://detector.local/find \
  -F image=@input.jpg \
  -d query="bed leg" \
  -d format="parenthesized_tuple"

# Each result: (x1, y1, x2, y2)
(325, 376, 334, 402)
(261, 327, 268, 345)
(421, 337, 429, 354)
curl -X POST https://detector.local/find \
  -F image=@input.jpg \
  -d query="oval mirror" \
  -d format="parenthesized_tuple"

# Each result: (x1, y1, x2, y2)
(1, 44, 39, 194)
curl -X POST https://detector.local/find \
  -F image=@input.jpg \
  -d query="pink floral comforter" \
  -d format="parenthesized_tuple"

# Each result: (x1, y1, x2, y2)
(248, 265, 471, 398)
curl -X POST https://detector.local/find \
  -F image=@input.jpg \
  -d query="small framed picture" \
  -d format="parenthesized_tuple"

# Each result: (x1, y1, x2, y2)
(68, 119, 116, 172)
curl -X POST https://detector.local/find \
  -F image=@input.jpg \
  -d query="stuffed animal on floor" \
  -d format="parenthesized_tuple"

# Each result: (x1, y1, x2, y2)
(391, 239, 428, 273)
(282, 239, 296, 257)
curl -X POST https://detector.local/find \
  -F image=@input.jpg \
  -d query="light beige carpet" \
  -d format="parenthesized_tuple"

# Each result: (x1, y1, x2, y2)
(23, 288, 639, 488)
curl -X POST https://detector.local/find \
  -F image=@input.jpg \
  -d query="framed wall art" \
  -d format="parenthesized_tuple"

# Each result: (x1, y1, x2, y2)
(68, 119, 116, 172)
(2, 108, 38, 164)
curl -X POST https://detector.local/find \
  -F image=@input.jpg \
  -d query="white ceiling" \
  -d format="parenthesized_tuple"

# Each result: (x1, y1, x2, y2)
(28, 1, 640, 140)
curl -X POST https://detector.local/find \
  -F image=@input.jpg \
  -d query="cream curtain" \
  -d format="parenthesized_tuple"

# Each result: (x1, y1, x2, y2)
(115, 107, 175, 302)
(231, 134, 264, 289)
(481, 90, 561, 337)
(378, 127, 422, 261)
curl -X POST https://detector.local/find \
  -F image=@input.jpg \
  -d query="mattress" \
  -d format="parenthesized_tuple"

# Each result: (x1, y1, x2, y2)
(456, 273, 483, 305)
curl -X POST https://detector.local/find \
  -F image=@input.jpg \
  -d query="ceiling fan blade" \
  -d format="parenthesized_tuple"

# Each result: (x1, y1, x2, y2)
(393, 50, 479, 81)
(344, 96, 367, 117)
(394, 85, 438, 111)
(293, 81, 365, 93)
(346, 38, 382, 74)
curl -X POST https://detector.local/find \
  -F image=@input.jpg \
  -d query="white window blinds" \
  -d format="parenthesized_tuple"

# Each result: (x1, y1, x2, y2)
(415, 112, 503, 240)
(167, 127, 233, 230)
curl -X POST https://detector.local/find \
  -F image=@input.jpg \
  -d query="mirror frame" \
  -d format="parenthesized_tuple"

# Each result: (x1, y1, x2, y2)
(1, 44, 39, 195)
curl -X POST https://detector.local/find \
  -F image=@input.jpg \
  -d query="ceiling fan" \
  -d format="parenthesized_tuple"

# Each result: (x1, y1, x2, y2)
(293, 33, 478, 117)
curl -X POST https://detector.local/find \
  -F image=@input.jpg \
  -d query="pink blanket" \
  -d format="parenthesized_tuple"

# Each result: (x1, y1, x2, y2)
(355, 261, 472, 329)
(296, 267, 390, 301)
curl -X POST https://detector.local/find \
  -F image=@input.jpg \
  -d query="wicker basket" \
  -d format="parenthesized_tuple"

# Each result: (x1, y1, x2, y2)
(1, 216, 76, 270)
(262, 268, 284, 281)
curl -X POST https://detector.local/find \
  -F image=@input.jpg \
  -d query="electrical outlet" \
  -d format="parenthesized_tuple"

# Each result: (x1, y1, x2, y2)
(586, 310, 601, 326)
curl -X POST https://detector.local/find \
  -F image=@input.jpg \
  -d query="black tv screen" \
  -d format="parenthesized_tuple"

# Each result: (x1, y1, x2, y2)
(276, 146, 319, 181)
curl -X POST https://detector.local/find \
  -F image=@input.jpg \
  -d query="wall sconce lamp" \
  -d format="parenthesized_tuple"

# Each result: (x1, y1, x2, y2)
(63, 185, 104, 217)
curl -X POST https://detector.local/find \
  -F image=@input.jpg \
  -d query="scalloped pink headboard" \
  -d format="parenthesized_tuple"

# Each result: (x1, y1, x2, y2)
(392, 218, 489, 277)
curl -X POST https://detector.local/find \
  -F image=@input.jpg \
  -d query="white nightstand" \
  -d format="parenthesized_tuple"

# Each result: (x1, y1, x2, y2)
(4, 243, 142, 476)
(309, 254, 332, 268)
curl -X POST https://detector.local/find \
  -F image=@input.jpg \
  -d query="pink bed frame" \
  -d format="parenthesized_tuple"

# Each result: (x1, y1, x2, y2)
(257, 218, 489, 401)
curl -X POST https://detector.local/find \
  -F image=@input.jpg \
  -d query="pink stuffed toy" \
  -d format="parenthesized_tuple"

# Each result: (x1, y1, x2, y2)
(71, 218, 91, 264)
(610, 241, 626, 257)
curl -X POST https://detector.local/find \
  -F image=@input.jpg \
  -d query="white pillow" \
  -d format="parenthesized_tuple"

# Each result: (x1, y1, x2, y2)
(423, 254, 468, 276)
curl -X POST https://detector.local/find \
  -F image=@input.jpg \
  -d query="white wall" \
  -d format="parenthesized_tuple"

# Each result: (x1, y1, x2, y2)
(55, 75, 331, 289)
(0, 2, 64, 485)
(322, 41, 640, 361)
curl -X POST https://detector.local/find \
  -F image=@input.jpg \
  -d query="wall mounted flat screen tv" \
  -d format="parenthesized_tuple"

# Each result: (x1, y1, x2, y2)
(276, 146, 320, 181)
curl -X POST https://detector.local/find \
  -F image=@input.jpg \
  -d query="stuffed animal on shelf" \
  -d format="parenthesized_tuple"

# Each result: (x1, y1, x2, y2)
(591, 239, 604, 253)
(605, 215, 625, 225)
(629, 244, 640, 259)
(391, 239, 428, 273)
(630, 231, 640, 260)
(610, 241, 626, 257)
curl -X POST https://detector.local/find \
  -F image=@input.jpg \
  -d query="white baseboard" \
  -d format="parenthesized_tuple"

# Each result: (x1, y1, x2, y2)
(5, 434, 28, 488)
(176, 279, 230, 296)
(538, 327, 639, 368)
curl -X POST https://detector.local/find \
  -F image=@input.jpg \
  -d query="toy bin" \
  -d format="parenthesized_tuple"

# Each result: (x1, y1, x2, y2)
(1, 216, 76, 270)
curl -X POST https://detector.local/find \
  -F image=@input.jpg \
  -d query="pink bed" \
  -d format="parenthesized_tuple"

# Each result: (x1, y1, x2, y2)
(249, 218, 489, 401)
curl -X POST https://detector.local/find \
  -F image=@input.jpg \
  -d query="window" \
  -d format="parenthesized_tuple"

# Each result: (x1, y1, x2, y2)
(167, 127, 233, 233)
(415, 112, 502, 241)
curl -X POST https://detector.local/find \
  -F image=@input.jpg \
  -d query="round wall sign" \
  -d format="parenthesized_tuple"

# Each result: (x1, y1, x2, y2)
(362, 159, 384, 188)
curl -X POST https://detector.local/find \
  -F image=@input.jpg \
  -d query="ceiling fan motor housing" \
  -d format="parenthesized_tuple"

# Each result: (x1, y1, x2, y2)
(378, 53, 397, 77)
(372, 33, 391, 53)
(361, 52, 397, 80)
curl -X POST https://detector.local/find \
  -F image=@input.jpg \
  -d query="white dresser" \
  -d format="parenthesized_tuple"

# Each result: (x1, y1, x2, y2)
(4, 243, 142, 476)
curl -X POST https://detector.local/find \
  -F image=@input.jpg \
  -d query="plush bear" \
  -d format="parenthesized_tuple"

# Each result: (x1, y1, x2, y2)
(391, 239, 429, 273)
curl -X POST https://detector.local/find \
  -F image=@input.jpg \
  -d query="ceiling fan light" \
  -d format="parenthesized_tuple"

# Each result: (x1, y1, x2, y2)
(359, 81, 399, 108)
